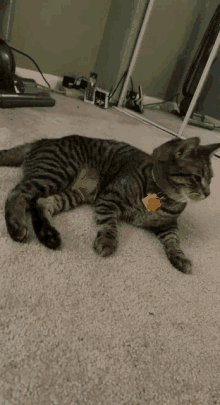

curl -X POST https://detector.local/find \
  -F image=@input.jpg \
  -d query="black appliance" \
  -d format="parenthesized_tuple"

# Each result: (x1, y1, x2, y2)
(0, 39, 55, 108)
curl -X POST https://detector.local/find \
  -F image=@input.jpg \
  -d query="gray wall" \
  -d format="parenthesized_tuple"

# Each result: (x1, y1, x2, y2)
(8, 0, 148, 96)
(8, 0, 112, 82)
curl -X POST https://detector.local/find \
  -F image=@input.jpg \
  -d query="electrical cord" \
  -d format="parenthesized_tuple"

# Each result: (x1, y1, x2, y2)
(9, 45, 51, 89)
(36, 84, 66, 95)
(109, 70, 180, 108)
(143, 92, 180, 108)
(130, 76, 134, 93)
(9, 44, 85, 96)
(108, 70, 128, 101)
(5, 45, 220, 127)
(108, 71, 135, 108)
(6, 46, 184, 111)
(74, 76, 88, 82)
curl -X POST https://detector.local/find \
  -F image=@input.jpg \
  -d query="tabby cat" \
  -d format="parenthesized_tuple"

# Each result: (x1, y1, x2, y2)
(0, 134, 219, 274)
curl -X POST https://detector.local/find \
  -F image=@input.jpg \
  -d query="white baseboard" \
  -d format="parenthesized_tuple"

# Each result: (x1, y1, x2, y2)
(15, 67, 63, 90)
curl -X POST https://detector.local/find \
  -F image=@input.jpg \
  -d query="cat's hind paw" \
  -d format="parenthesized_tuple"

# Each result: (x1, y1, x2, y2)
(5, 212, 29, 243)
(35, 222, 62, 250)
(31, 201, 62, 250)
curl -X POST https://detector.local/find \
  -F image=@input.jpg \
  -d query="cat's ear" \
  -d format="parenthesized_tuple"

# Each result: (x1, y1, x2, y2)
(199, 142, 220, 157)
(152, 139, 181, 162)
(174, 137, 200, 161)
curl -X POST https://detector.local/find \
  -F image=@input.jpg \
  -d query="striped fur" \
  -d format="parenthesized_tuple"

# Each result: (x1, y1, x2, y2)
(1, 134, 220, 273)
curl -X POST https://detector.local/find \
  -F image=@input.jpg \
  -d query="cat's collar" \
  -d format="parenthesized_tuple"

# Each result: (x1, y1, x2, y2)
(151, 168, 166, 200)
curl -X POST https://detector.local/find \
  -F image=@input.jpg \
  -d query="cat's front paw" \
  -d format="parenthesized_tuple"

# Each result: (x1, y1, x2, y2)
(168, 252, 192, 274)
(93, 231, 118, 258)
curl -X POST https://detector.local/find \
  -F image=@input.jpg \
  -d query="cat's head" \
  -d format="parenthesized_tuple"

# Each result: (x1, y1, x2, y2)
(152, 137, 220, 203)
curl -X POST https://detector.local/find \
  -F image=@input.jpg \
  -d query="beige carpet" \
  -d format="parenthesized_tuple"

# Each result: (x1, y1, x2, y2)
(1, 94, 220, 405)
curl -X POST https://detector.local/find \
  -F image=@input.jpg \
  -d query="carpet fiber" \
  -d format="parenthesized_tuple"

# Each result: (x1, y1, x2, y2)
(1, 94, 220, 405)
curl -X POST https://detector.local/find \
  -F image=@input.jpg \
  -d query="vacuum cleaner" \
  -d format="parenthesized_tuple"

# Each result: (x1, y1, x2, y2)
(0, 39, 55, 107)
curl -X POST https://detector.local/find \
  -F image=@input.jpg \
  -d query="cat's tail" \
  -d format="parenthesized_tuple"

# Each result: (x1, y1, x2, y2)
(0, 142, 33, 167)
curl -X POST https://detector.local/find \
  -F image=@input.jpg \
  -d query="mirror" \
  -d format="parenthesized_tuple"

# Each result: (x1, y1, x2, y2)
(119, 0, 220, 158)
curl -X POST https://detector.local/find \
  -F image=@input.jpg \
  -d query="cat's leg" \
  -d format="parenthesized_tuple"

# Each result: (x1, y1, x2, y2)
(31, 189, 86, 250)
(5, 178, 60, 243)
(32, 166, 100, 249)
(5, 183, 41, 243)
(93, 194, 122, 257)
(152, 222, 192, 274)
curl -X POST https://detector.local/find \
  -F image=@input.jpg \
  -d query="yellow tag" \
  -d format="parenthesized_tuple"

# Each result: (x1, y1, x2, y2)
(142, 194, 161, 211)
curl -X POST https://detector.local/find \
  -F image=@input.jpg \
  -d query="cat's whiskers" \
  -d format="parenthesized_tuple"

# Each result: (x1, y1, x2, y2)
(178, 189, 189, 203)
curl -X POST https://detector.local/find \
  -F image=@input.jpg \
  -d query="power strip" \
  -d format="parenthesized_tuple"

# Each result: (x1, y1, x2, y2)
(62, 76, 75, 88)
